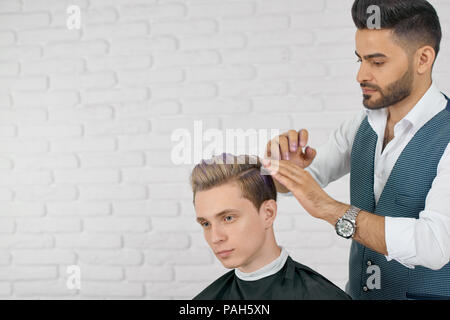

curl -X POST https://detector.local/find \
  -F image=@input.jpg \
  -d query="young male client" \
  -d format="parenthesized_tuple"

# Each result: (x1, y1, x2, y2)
(190, 153, 350, 300)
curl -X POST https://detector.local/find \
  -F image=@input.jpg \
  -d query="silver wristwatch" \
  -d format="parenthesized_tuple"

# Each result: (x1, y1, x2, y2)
(335, 205, 361, 239)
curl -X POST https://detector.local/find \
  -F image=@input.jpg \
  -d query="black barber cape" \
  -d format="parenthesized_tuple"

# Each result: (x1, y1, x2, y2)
(193, 256, 351, 300)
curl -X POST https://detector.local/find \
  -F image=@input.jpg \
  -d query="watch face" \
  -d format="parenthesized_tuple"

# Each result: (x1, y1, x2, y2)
(336, 218, 354, 238)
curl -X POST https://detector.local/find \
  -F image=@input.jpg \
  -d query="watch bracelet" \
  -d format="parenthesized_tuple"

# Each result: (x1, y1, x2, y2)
(344, 205, 361, 223)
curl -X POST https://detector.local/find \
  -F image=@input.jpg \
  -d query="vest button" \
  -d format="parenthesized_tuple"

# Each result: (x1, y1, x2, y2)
(367, 260, 372, 266)
(363, 286, 369, 292)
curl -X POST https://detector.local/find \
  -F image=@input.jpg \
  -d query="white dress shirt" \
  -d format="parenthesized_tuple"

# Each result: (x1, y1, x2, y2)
(284, 82, 450, 270)
(235, 246, 288, 281)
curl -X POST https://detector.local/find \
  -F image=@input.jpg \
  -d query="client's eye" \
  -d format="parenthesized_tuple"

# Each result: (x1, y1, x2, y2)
(201, 221, 210, 228)
(224, 216, 233, 222)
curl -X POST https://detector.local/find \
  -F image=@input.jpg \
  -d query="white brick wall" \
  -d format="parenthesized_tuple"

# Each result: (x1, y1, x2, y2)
(0, 0, 449, 299)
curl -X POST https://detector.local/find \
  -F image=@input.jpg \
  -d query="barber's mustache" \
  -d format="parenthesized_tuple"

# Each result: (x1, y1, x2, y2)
(361, 83, 380, 90)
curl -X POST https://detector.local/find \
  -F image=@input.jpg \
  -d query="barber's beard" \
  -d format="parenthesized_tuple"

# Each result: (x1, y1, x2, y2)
(362, 65, 414, 110)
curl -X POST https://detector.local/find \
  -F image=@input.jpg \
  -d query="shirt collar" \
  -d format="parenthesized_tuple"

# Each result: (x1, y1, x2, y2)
(365, 82, 447, 135)
(400, 82, 447, 131)
(234, 246, 288, 281)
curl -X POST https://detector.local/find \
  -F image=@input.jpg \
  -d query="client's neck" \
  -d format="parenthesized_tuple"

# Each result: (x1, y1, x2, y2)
(237, 235, 282, 273)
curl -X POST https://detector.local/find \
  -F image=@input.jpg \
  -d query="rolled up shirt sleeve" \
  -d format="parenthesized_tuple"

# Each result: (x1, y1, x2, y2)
(385, 143, 450, 270)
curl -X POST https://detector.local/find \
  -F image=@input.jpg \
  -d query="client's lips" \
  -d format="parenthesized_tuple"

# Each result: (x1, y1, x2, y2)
(216, 249, 234, 258)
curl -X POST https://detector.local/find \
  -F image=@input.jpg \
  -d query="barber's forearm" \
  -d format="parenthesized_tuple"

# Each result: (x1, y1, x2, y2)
(324, 201, 388, 256)
(353, 210, 388, 256)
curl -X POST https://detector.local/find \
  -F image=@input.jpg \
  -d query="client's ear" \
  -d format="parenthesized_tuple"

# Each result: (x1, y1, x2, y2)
(260, 199, 277, 229)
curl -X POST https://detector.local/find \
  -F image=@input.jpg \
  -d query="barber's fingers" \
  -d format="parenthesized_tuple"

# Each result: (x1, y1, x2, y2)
(265, 138, 279, 160)
(268, 131, 299, 160)
(298, 129, 309, 148)
(304, 146, 317, 164)
(278, 135, 290, 160)
(266, 129, 312, 162)
(266, 135, 289, 160)
(284, 129, 309, 155)
(287, 130, 299, 152)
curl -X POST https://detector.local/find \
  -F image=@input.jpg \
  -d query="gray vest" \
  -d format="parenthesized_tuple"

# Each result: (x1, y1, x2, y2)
(346, 93, 450, 300)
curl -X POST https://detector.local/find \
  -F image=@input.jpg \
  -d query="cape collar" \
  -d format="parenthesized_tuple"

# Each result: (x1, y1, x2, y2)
(235, 246, 289, 281)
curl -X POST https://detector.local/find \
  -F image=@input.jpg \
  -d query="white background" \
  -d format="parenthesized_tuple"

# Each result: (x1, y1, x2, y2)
(0, 0, 449, 299)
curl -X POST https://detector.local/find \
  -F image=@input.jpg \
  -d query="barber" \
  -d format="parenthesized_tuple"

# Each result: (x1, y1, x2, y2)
(263, 0, 450, 300)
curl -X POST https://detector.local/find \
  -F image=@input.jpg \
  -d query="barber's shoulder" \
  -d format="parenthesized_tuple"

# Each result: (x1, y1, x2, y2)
(344, 109, 368, 149)
(347, 109, 367, 132)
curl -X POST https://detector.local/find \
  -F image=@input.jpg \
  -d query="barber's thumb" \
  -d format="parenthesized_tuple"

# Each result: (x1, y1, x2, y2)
(304, 146, 316, 160)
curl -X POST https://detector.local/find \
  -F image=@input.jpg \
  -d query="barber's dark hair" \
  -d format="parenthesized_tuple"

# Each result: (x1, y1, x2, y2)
(352, 0, 442, 59)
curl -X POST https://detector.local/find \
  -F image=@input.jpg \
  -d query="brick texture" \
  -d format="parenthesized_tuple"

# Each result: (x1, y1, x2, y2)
(0, 0, 449, 299)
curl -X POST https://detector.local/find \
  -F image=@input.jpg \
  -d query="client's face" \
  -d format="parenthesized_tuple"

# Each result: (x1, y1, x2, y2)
(194, 182, 268, 269)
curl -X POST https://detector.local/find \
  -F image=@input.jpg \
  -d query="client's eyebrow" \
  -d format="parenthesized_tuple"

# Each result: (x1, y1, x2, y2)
(355, 50, 387, 59)
(196, 209, 240, 223)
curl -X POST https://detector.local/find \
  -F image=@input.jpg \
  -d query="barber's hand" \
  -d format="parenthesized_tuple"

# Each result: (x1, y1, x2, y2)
(264, 129, 316, 193)
(262, 159, 342, 224)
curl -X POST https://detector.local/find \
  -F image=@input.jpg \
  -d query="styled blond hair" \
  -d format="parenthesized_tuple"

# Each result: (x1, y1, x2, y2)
(190, 153, 277, 211)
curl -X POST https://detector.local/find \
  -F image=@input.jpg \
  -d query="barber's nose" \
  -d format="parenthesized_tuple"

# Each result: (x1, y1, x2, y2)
(357, 62, 373, 84)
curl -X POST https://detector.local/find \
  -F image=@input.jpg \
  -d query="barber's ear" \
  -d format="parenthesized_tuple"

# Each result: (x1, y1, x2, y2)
(260, 199, 277, 229)
(416, 45, 435, 74)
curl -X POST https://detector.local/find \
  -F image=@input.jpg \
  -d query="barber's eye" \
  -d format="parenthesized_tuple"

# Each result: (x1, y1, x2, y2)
(201, 222, 210, 228)
(373, 61, 384, 66)
(356, 58, 362, 63)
